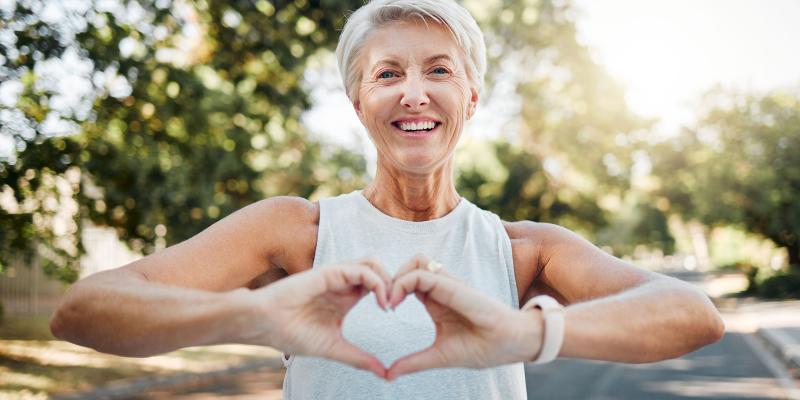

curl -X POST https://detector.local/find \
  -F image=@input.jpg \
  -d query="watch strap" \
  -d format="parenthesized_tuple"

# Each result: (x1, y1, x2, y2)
(522, 294, 565, 364)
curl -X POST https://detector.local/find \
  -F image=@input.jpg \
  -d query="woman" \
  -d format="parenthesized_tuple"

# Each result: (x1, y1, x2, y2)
(50, 0, 725, 399)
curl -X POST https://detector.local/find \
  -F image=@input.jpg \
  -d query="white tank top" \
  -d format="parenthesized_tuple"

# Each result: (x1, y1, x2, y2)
(282, 190, 527, 399)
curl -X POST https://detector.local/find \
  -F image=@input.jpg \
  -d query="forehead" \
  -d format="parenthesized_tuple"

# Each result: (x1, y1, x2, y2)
(361, 19, 462, 68)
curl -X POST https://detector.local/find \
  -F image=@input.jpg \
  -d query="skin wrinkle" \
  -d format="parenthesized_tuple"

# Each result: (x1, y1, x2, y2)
(354, 18, 478, 220)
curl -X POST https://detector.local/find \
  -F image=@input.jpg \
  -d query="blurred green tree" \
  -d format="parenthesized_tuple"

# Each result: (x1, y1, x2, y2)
(457, 0, 660, 248)
(0, 0, 365, 282)
(651, 88, 800, 270)
(2, 0, 671, 284)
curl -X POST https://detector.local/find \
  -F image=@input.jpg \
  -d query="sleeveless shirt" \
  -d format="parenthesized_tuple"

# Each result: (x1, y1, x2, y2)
(282, 190, 527, 399)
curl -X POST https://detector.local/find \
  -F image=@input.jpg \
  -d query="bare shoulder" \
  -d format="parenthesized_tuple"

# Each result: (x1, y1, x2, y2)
(253, 196, 319, 275)
(502, 219, 569, 261)
(502, 220, 598, 259)
(501, 220, 549, 302)
(250, 195, 319, 227)
(217, 195, 319, 262)
(123, 196, 318, 292)
(502, 220, 573, 241)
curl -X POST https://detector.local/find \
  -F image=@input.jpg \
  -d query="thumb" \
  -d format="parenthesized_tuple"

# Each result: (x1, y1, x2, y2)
(325, 339, 388, 379)
(386, 346, 445, 381)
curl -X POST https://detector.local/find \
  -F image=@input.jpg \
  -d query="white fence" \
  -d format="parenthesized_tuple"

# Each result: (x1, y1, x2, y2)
(0, 257, 66, 315)
(0, 225, 141, 316)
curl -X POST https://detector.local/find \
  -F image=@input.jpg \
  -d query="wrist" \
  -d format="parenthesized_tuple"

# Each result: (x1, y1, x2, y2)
(521, 295, 565, 364)
(225, 287, 274, 346)
(512, 307, 545, 361)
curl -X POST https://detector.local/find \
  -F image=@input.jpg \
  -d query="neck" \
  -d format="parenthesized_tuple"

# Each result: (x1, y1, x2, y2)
(362, 156, 460, 221)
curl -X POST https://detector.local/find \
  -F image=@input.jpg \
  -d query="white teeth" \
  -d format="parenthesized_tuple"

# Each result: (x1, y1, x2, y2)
(398, 121, 436, 131)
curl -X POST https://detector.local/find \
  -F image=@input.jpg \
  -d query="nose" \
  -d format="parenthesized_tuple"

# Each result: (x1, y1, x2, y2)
(400, 75, 430, 110)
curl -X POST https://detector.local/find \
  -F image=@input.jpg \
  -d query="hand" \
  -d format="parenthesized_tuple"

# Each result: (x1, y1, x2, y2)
(386, 254, 544, 381)
(236, 259, 392, 378)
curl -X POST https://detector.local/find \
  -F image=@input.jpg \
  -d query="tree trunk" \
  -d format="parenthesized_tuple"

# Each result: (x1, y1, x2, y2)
(788, 243, 800, 273)
(688, 222, 711, 271)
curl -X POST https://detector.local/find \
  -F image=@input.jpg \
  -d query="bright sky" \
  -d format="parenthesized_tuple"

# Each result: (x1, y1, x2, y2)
(305, 0, 800, 160)
(572, 0, 800, 134)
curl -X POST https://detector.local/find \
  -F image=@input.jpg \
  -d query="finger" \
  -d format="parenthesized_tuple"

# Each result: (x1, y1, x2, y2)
(394, 253, 432, 281)
(357, 257, 393, 290)
(391, 255, 459, 308)
(390, 269, 448, 309)
(325, 339, 388, 379)
(386, 346, 445, 381)
(391, 270, 503, 317)
(395, 253, 460, 283)
(328, 264, 389, 310)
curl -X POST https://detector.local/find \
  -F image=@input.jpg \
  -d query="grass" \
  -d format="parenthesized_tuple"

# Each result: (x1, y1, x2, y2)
(0, 314, 281, 399)
(0, 315, 55, 341)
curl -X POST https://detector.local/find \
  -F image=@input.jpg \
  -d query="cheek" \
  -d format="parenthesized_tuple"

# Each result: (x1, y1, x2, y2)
(359, 87, 392, 127)
(436, 80, 471, 125)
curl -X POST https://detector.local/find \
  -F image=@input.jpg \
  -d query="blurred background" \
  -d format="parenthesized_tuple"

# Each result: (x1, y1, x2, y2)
(1, 0, 799, 399)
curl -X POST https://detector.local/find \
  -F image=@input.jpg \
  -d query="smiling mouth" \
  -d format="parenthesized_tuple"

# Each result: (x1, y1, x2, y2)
(391, 121, 442, 133)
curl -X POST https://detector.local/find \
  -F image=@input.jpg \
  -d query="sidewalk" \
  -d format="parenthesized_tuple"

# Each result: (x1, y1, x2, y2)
(717, 297, 800, 379)
(50, 357, 285, 400)
(694, 270, 800, 380)
(661, 269, 800, 379)
(758, 326, 800, 378)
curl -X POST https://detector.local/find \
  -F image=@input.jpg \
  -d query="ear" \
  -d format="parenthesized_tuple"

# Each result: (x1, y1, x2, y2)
(353, 99, 365, 123)
(467, 86, 479, 120)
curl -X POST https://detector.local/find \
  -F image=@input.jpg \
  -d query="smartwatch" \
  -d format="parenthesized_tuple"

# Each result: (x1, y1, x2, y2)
(521, 294, 565, 364)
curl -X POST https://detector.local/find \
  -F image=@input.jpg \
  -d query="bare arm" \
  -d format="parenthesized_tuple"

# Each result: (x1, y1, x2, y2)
(363, 224, 726, 379)
(516, 222, 725, 364)
(49, 196, 315, 357)
(50, 269, 255, 357)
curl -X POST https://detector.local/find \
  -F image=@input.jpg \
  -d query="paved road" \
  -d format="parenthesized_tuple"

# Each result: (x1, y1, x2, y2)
(132, 331, 797, 399)
(525, 331, 798, 399)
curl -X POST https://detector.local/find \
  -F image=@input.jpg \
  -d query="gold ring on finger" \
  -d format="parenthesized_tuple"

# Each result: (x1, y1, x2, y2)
(426, 260, 443, 273)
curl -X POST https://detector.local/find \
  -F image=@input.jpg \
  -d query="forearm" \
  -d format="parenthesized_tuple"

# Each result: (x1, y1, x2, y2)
(50, 269, 253, 357)
(557, 278, 725, 363)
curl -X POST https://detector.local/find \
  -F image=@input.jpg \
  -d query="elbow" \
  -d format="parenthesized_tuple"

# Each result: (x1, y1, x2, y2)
(643, 287, 726, 363)
(638, 314, 725, 364)
(49, 281, 95, 342)
(49, 306, 152, 358)
(678, 282, 726, 347)
(691, 287, 726, 346)
(49, 311, 65, 340)
(703, 308, 726, 345)
(681, 293, 726, 356)
(49, 311, 67, 340)
(49, 296, 78, 341)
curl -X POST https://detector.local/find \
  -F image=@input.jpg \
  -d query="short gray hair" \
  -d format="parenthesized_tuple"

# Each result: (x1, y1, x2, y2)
(335, 0, 487, 103)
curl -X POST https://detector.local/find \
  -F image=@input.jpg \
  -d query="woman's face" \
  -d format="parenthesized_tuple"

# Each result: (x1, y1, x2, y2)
(354, 19, 478, 174)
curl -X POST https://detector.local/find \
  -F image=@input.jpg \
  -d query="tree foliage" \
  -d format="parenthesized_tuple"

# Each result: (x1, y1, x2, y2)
(651, 88, 800, 269)
(1, 0, 365, 281)
(457, 0, 655, 244)
(2, 0, 672, 283)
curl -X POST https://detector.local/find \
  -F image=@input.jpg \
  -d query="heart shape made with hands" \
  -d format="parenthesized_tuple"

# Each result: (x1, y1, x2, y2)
(331, 255, 525, 382)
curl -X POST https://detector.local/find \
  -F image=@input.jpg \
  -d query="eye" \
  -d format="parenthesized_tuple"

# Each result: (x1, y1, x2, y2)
(431, 66, 450, 75)
(377, 70, 397, 79)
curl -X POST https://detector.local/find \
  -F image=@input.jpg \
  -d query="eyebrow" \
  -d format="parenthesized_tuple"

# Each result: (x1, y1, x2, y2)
(371, 54, 455, 70)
